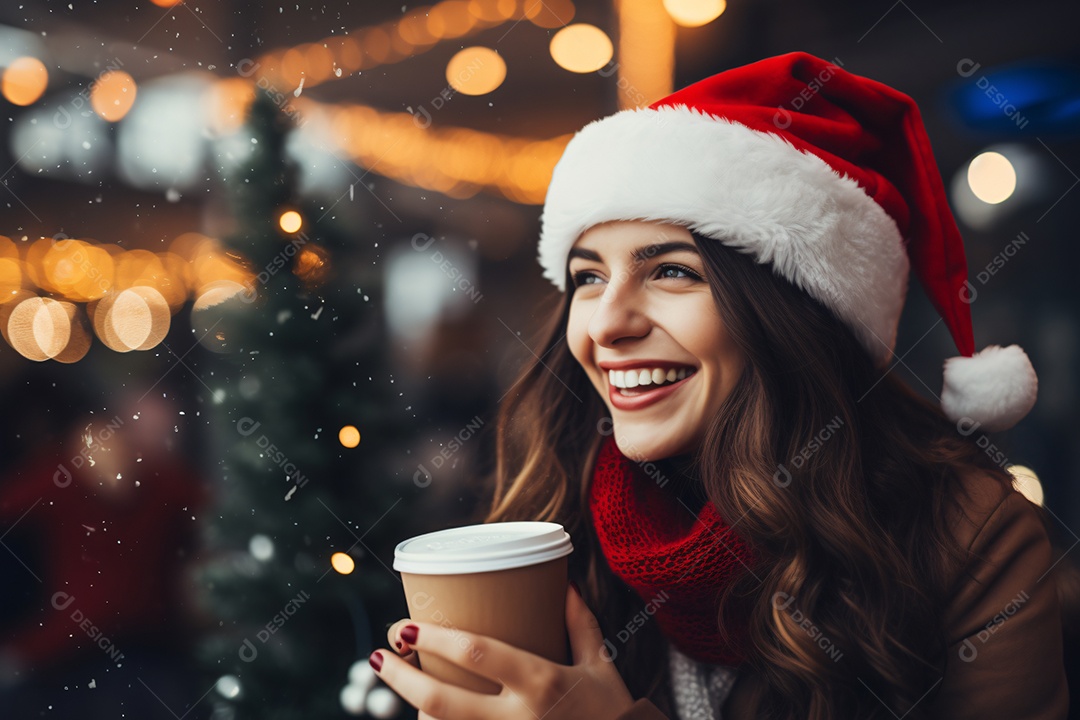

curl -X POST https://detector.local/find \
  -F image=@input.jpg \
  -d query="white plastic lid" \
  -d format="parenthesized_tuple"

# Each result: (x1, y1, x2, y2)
(393, 521, 573, 575)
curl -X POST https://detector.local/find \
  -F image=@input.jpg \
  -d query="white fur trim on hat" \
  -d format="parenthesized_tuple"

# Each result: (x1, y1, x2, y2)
(941, 344, 1038, 432)
(537, 105, 909, 365)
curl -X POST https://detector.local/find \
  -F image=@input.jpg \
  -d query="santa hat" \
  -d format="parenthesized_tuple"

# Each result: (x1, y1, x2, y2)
(537, 51, 1036, 433)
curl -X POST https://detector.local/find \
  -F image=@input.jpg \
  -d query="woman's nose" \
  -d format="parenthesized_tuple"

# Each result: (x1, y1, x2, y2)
(587, 276, 651, 346)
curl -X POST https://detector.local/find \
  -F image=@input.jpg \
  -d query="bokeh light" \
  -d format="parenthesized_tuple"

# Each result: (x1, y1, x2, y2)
(191, 279, 253, 353)
(0, 236, 22, 302)
(663, 0, 727, 27)
(294, 244, 330, 286)
(549, 24, 614, 73)
(90, 70, 138, 122)
(967, 151, 1017, 204)
(446, 47, 506, 95)
(43, 239, 114, 302)
(279, 210, 303, 234)
(526, 0, 575, 28)
(338, 425, 361, 448)
(331, 552, 355, 575)
(91, 286, 171, 352)
(2, 56, 49, 106)
(7, 296, 71, 361)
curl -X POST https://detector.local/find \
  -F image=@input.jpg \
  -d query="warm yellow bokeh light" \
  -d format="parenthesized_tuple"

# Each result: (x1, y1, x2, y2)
(428, 0, 478, 38)
(43, 240, 114, 302)
(7, 296, 71, 361)
(663, 0, 726, 27)
(2, 57, 49, 106)
(1008, 465, 1044, 506)
(446, 47, 506, 96)
(150, 0, 184, 6)
(339, 425, 361, 448)
(91, 286, 170, 352)
(279, 210, 303, 234)
(398, 8, 437, 46)
(526, 0, 575, 28)
(549, 24, 614, 74)
(0, 258, 22, 302)
(968, 151, 1017, 204)
(90, 70, 138, 122)
(331, 552, 356, 575)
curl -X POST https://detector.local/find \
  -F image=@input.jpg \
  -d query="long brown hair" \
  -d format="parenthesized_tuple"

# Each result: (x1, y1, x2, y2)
(480, 229, 1018, 719)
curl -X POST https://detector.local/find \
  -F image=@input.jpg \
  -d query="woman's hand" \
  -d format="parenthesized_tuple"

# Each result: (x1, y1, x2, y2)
(373, 583, 635, 720)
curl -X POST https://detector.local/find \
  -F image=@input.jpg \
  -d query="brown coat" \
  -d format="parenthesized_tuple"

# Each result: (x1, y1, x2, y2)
(616, 470, 1070, 719)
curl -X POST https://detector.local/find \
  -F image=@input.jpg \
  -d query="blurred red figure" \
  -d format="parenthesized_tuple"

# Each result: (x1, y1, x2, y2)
(0, 391, 207, 681)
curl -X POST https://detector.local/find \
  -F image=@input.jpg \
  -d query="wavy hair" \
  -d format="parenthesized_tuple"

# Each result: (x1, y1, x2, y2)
(480, 229, 1019, 719)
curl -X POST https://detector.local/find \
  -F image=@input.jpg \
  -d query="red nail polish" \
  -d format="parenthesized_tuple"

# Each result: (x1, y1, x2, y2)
(369, 650, 384, 672)
(394, 640, 403, 650)
(401, 624, 418, 644)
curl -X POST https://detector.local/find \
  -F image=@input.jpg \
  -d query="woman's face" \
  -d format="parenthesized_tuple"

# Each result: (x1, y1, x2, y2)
(567, 220, 746, 462)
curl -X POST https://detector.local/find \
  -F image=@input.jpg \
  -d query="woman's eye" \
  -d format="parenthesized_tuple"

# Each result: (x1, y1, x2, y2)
(570, 264, 702, 288)
(570, 270, 601, 288)
(656, 264, 702, 281)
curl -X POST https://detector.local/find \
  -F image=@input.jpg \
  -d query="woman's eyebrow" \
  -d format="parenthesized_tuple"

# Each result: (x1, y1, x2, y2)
(567, 241, 700, 263)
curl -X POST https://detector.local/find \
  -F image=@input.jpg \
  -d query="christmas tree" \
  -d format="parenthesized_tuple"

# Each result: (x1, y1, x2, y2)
(194, 91, 414, 720)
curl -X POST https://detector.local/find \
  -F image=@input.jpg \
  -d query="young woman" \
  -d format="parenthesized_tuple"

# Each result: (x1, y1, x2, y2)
(370, 52, 1068, 719)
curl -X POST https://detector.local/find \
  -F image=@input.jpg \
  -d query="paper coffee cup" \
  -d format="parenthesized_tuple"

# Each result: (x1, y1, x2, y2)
(392, 521, 574, 694)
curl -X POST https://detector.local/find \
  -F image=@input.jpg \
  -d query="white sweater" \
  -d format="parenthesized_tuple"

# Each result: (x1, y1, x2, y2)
(667, 644, 739, 719)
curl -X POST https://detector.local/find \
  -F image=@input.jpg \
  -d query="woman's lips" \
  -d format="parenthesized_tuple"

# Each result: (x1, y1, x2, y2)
(607, 371, 696, 411)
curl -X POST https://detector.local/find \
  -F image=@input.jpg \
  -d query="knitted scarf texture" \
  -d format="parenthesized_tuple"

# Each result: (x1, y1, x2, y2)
(588, 435, 758, 666)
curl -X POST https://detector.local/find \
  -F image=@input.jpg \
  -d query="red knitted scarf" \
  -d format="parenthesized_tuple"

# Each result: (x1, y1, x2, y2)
(588, 435, 758, 666)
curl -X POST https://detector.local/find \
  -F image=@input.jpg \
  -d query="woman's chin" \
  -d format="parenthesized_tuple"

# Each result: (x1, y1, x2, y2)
(613, 433, 686, 464)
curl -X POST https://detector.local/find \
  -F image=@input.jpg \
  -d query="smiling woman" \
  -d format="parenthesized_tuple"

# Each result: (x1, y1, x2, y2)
(369, 52, 1067, 720)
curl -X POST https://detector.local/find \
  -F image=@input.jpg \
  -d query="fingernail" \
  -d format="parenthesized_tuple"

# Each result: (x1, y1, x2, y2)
(401, 624, 419, 644)
(369, 650, 384, 672)
(394, 640, 403, 650)
(570, 580, 581, 595)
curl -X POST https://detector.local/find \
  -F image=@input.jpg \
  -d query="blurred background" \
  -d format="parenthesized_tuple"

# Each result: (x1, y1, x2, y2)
(0, 0, 1077, 718)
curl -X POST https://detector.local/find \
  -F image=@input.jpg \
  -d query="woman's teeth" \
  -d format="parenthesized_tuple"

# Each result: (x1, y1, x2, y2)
(608, 367, 695, 394)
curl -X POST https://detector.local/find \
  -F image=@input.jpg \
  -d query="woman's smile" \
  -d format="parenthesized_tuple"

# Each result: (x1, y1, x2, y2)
(603, 362, 699, 411)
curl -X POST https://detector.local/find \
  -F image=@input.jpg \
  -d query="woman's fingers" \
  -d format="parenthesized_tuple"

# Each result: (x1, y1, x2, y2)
(372, 650, 505, 720)
(389, 621, 538, 690)
(387, 619, 416, 655)
(565, 583, 605, 666)
(387, 619, 421, 667)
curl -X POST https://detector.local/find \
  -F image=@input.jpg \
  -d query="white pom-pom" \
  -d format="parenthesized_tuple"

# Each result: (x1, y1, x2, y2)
(339, 684, 367, 715)
(941, 344, 1037, 432)
(366, 686, 401, 719)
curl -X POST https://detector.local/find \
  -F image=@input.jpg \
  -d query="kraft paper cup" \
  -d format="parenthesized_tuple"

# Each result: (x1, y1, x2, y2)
(392, 521, 574, 694)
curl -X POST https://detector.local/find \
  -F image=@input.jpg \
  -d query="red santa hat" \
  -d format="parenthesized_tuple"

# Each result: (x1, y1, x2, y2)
(537, 51, 1036, 433)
